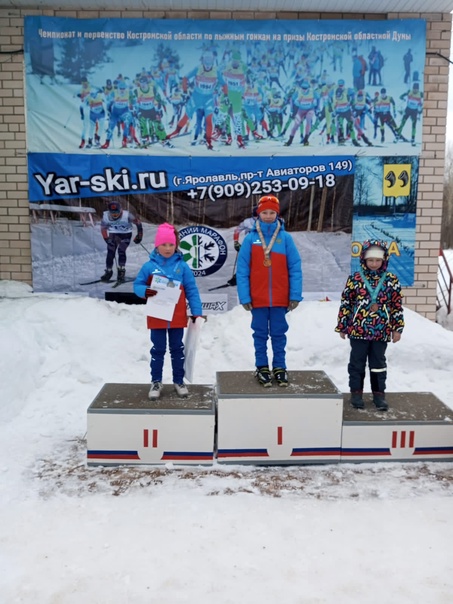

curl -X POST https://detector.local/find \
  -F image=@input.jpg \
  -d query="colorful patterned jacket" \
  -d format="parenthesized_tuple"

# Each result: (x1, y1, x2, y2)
(335, 240, 404, 341)
(236, 218, 302, 308)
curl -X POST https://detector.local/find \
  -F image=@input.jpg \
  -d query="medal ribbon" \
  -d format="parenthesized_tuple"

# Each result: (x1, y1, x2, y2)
(359, 268, 388, 306)
(256, 220, 281, 264)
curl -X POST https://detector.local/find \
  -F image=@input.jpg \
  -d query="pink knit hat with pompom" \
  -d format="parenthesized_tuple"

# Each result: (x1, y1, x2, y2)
(155, 223, 176, 247)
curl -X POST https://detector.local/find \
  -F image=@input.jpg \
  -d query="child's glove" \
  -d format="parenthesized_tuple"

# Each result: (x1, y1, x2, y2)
(287, 300, 299, 311)
(145, 289, 157, 297)
(242, 303, 253, 311)
(234, 241, 241, 252)
(134, 233, 143, 244)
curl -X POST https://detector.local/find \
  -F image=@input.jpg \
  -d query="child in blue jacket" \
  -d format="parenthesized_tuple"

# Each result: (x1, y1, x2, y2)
(134, 223, 202, 400)
(236, 195, 302, 387)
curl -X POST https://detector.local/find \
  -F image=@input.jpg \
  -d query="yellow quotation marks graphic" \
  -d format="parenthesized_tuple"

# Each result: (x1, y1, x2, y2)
(383, 164, 411, 197)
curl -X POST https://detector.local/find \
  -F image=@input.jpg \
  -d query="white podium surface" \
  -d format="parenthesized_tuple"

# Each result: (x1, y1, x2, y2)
(341, 392, 453, 462)
(87, 383, 215, 466)
(216, 370, 344, 465)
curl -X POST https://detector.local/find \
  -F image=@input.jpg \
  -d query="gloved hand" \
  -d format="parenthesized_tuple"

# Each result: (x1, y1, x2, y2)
(145, 289, 157, 298)
(234, 241, 241, 252)
(287, 300, 299, 311)
(242, 303, 253, 311)
(190, 315, 207, 323)
(134, 233, 143, 244)
(104, 237, 112, 245)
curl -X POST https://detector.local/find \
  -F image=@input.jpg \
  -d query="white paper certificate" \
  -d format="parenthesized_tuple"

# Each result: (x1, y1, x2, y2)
(146, 275, 182, 321)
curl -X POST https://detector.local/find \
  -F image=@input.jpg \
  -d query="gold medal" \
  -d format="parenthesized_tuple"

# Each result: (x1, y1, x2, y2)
(263, 257, 272, 267)
(370, 303, 379, 312)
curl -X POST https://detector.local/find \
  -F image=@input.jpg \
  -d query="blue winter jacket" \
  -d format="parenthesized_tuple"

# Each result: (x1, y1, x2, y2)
(134, 249, 202, 329)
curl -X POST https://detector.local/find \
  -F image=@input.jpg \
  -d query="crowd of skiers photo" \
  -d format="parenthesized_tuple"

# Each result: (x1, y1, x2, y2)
(75, 39, 423, 152)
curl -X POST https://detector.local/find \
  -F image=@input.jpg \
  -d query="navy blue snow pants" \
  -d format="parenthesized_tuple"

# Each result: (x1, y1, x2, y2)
(150, 327, 185, 384)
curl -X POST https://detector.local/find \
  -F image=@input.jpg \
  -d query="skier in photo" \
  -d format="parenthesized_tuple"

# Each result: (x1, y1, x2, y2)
(84, 87, 106, 149)
(101, 79, 137, 149)
(284, 79, 319, 147)
(397, 81, 424, 146)
(330, 79, 359, 147)
(403, 49, 413, 85)
(219, 50, 247, 148)
(351, 89, 373, 147)
(133, 75, 172, 148)
(351, 48, 367, 92)
(236, 195, 302, 388)
(133, 223, 203, 400)
(168, 50, 220, 150)
(100, 201, 143, 283)
(76, 77, 91, 149)
(335, 240, 405, 411)
(373, 87, 399, 143)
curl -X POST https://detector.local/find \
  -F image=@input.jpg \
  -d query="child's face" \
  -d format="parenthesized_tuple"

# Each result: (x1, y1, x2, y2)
(259, 209, 278, 223)
(157, 243, 176, 258)
(366, 257, 383, 270)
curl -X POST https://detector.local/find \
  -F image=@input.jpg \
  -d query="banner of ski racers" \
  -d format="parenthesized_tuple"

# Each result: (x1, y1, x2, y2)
(25, 16, 425, 299)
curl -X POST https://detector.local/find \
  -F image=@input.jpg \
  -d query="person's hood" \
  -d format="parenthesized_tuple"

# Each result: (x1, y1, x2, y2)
(360, 239, 389, 273)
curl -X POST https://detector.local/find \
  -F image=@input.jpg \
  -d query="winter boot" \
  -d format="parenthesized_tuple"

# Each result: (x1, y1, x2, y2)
(101, 140, 110, 149)
(79, 139, 85, 149)
(100, 268, 113, 282)
(86, 138, 93, 149)
(284, 135, 294, 147)
(174, 382, 189, 397)
(273, 367, 289, 387)
(117, 266, 126, 284)
(237, 135, 246, 149)
(256, 366, 272, 388)
(350, 391, 365, 409)
(352, 139, 361, 147)
(148, 381, 163, 400)
(373, 392, 388, 411)
(362, 134, 373, 147)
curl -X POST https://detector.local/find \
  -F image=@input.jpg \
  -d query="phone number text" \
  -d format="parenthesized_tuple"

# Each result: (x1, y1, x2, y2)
(186, 174, 337, 201)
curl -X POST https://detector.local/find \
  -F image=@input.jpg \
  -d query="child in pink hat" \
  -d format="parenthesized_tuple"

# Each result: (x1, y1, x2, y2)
(134, 223, 203, 399)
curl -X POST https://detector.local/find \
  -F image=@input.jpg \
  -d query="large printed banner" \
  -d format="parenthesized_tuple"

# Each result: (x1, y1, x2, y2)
(24, 17, 423, 301)
(25, 17, 425, 201)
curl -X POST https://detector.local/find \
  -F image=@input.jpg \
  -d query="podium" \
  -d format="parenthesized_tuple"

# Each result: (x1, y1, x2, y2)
(216, 370, 343, 465)
(87, 383, 215, 466)
(86, 373, 453, 467)
(341, 392, 453, 462)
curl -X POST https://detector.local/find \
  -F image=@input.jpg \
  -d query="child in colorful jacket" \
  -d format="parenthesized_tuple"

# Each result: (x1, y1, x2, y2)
(134, 223, 203, 400)
(236, 195, 303, 387)
(335, 239, 404, 411)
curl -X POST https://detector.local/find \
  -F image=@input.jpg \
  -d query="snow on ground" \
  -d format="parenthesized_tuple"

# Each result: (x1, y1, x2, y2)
(1, 276, 453, 603)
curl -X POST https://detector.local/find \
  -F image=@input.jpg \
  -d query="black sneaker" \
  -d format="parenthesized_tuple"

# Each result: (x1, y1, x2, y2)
(255, 366, 272, 388)
(273, 367, 288, 387)
(373, 392, 388, 411)
(350, 391, 365, 409)
(100, 269, 113, 282)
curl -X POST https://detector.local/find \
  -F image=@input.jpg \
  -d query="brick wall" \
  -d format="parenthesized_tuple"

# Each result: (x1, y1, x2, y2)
(0, 8, 450, 320)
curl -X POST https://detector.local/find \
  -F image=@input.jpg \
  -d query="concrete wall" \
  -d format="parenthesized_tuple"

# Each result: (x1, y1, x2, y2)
(0, 8, 450, 320)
